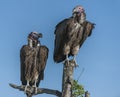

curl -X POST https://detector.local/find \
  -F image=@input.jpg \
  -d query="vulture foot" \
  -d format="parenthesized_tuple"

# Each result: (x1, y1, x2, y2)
(71, 59, 79, 68)
(24, 85, 29, 94)
(63, 59, 69, 66)
(32, 84, 38, 94)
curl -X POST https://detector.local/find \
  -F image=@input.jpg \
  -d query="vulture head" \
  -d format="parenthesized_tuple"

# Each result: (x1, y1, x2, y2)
(72, 5, 85, 18)
(28, 31, 42, 47)
(72, 5, 86, 23)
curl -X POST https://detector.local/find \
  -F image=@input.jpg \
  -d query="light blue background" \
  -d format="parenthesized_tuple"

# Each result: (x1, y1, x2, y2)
(0, 0, 119, 97)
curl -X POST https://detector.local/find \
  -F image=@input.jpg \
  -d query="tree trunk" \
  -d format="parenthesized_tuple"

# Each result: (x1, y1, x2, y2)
(62, 60, 75, 97)
(26, 93, 32, 97)
(85, 91, 90, 97)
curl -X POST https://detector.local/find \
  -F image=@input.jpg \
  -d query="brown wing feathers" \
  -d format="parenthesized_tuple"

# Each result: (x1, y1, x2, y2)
(20, 45, 49, 86)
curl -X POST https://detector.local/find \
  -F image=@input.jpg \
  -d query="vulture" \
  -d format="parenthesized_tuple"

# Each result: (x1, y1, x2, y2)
(20, 32, 49, 94)
(53, 5, 95, 65)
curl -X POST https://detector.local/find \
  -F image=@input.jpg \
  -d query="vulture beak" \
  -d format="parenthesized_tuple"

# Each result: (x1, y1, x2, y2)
(30, 32, 43, 39)
(38, 33, 42, 38)
(72, 5, 85, 17)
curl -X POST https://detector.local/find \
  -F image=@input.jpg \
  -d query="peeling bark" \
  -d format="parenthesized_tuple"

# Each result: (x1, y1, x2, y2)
(62, 60, 75, 97)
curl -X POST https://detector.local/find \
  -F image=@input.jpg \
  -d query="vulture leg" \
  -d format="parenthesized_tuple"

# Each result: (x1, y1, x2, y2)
(63, 45, 70, 65)
(71, 45, 79, 67)
(24, 80, 30, 93)
(63, 54, 69, 65)
(72, 55, 78, 67)
(33, 79, 38, 94)
(66, 54, 69, 62)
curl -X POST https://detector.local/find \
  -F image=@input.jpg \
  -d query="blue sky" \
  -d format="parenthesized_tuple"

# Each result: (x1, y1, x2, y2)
(0, 0, 120, 97)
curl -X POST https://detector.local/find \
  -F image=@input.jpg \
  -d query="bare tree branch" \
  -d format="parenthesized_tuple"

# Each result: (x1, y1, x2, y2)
(9, 83, 62, 97)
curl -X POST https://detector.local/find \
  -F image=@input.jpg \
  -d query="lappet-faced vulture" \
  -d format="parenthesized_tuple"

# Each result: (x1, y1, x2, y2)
(20, 32, 49, 95)
(53, 5, 95, 65)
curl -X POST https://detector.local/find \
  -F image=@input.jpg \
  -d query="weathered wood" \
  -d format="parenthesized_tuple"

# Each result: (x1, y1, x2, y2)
(62, 60, 75, 97)
(9, 83, 62, 97)
(85, 91, 90, 97)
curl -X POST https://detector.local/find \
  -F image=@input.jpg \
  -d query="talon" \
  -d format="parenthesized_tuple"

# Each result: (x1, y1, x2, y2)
(63, 59, 69, 67)
(33, 86, 37, 94)
(34, 87, 37, 94)
(62, 54, 69, 65)
(24, 80, 30, 94)
(71, 59, 78, 67)
(24, 85, 28, 94)
(33, 80, 38, 94)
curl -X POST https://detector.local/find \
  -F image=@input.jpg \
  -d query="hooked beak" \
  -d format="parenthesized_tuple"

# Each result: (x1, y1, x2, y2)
(38, 33, 42, 38)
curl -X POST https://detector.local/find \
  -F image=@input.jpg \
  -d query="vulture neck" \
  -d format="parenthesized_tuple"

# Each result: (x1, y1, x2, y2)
(28, 39, 40, 48)
(74, 15, 81, 23)
(73, 12, 86, 24)
(28, 38, 33, 48)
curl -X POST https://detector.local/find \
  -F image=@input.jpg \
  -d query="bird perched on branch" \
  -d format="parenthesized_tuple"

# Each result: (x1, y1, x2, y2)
(53, 5, 95, 65)
(20, 32, 49, 95)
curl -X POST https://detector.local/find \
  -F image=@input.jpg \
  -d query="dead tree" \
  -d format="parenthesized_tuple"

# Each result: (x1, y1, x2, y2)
(85, 91, 90, 97)
(10, 60, 84, 97)
(9, 60, 76, 97)
(9, 83, 61, 97)
(62, 60, 76, 97)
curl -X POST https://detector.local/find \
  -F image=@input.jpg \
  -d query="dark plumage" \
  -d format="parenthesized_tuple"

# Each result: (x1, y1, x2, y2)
(53, 5, 95, 64)
(20, 32, 49, 94)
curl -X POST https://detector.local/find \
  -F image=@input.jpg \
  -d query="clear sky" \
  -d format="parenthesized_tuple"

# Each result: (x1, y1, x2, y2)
(0, 0, 120, 97)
